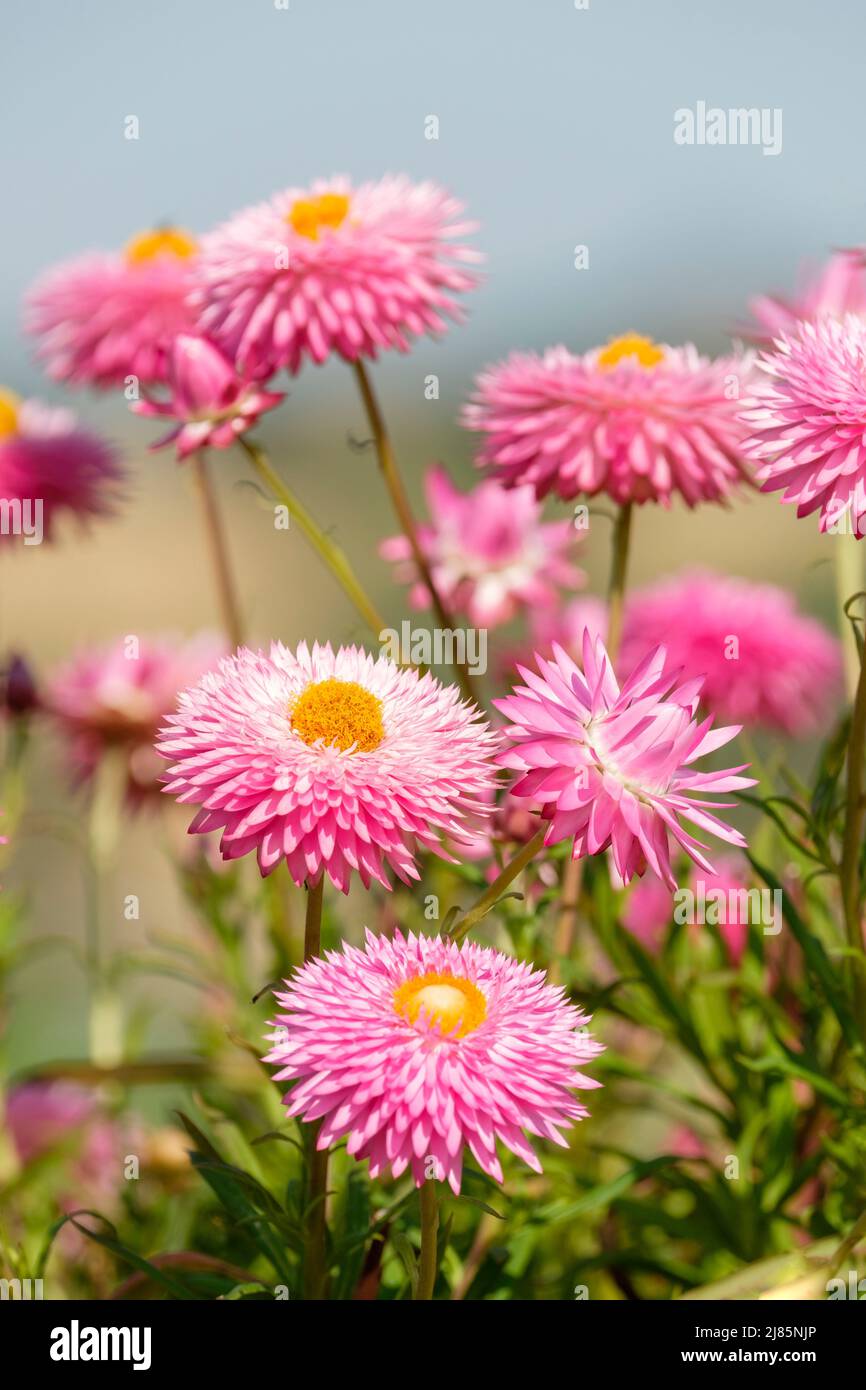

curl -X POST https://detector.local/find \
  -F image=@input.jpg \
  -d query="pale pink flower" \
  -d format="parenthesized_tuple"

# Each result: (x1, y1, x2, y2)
(495, 631, 754, 890)
(133, 334, 285, 459)
(620, 571, 841, 735)
(464, 334, 753, 506)
(158, 641, 499, 892)
(0, 392, 122, 543)
(380, 466, 582, 627)
(49, 633, 225, 801)
(742, 315, 866, 537)
(195, 176, 479, 377)
(746, 248, 866, 343)
(265, 929, 602, 1193)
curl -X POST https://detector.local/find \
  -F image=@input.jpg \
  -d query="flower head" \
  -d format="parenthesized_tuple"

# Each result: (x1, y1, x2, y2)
(620, 571, 841, 735)
(265, 929, 601, 1192)
(742, 315, 866, 537)
(380, 466, 583, 627)
(0, 392, 123, 543)
(49, 633, 225, 802)
(495, 631, 754, 889)
(158, 641, 499, 892)
(133, 334, 285, 459)
(25, 226, 198, 388)
(195, 176, 479, 377)
(746, 248, 866, 343)
(464, 335, 753, 506)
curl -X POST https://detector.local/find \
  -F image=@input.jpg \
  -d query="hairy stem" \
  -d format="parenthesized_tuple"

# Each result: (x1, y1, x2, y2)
(450, 826, 548, 943)
(302, 876, 328, 1299)
(606, 501, 633, 662)
(415, 1180, 440, 1300)
(190, 452, 245, 649)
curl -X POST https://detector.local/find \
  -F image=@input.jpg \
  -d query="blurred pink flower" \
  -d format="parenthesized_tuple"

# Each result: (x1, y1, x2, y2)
(265, 929, 601, 1192)
(622, 874, 673, 954)
(695, 853, 751, 967)
(195, 176, 479, 377)
(464, 334, 753, 507)
(0, 392, 123, 543)
(380, 466, 582, 627)
(158, 641, 499, 892)
(620, 571, 841, 735)
(746, 248, 866, 343)
(49, 633, 226, 801)
(496, 630, 754, 889)
(742, 315, 866, 537)
(133, 334, 285, 459)
(24, 227, 199, 388)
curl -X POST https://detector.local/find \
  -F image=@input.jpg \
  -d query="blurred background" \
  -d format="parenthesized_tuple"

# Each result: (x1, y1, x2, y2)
(1, 0, 862, 1070)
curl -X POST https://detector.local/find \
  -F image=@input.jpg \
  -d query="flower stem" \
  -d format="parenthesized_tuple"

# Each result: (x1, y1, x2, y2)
(302, 875, 328, 1299)
(450, 826, 548, 943)
(606, 501, 633, 662)
(834, 534, 863, 702)
(415, 1180, 440, 1300)
(190, 452, 245, 649)
(238, 437, 388, 641)
(839, 635, 866, 1043)
(352, 360, 480, 706)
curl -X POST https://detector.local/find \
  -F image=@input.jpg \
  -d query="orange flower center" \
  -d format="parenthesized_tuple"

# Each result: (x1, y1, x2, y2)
(287, 193, 350, 241)
(0, 388, 21, 440)
(393, 972, 487, 1038)
(597, 333, 664, 370)
(124, 226, 198, 266)
(290, 678, 383, 753)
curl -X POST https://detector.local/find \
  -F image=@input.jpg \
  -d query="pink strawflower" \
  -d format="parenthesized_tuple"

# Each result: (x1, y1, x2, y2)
(742, 315, 866, 537)
(49, 633, 225, 801)
(265, 929, 602, 1193)
(380, 466, 582, 627)
(0, 392, 122, 543)
(464, 333, 753, 506)
(620, 571, 841, 735)
(495, 631, 754, 890)
(195, 176, 479, 377)
(746, 248, 866, 343)
(158, 641, 499, 892)
(132, 334, 285, 459)
(24, 226, 199, 388)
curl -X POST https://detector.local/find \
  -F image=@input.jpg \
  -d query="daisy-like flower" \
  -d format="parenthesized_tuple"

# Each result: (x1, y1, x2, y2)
(0, 391, 123, 544)
(49, 633, 225, 802)
(746, 247, 866, 343)
(132, 334, 285, 459)
(463, 333, 753, 506)
(157, 641, 499, 891)
(620, 571, 841, 735)
(742, 315, 866, 537)
(265, 929, 602, 1193)
(380, 466, 583, 628)
(194, 175, 479, 377)
(495, 630, 754, 889)
(25, 226, 199, 388)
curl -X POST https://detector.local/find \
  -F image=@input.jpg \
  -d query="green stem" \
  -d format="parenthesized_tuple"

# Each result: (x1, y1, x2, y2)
(415, 1180, 440, 1300)
(834, 535, 863, 702)
(352, 360, 480, 707)
(190, 452, 245, 649)
(238, 437, 388, 641)
(302, 876, 328, 1299)
(450, 826, 547, 943)
(839, 638, 866, 1043)
(606, 501, 633, 663)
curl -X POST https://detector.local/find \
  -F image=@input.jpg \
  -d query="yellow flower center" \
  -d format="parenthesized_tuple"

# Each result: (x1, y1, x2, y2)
(124, 226, 198, 266)
(287, 193, 350, 241)
(0, 388, 21, 440)
(393, 972, 487, 1038)
(597, 333, 664, 370)
(290, 678, 384, 753)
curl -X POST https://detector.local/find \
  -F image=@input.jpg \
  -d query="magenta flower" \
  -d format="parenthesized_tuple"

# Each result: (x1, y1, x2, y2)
(133, 334, 285, 459)
(620, 571, 841, 736)
(195, 176, 479, 377)
(464, 334, 753, 507)
(742, 315, 866, 537)
(24, 226, 198, 388)
(380, 466, 583, 627)
(0, 392, 123, 543)
(158, 641, 499, 892)
(265, 929, 601, 1193)
(495, 631, 754, 889)
(746, 248, 866, 343)
(49, 633, 226, 802)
